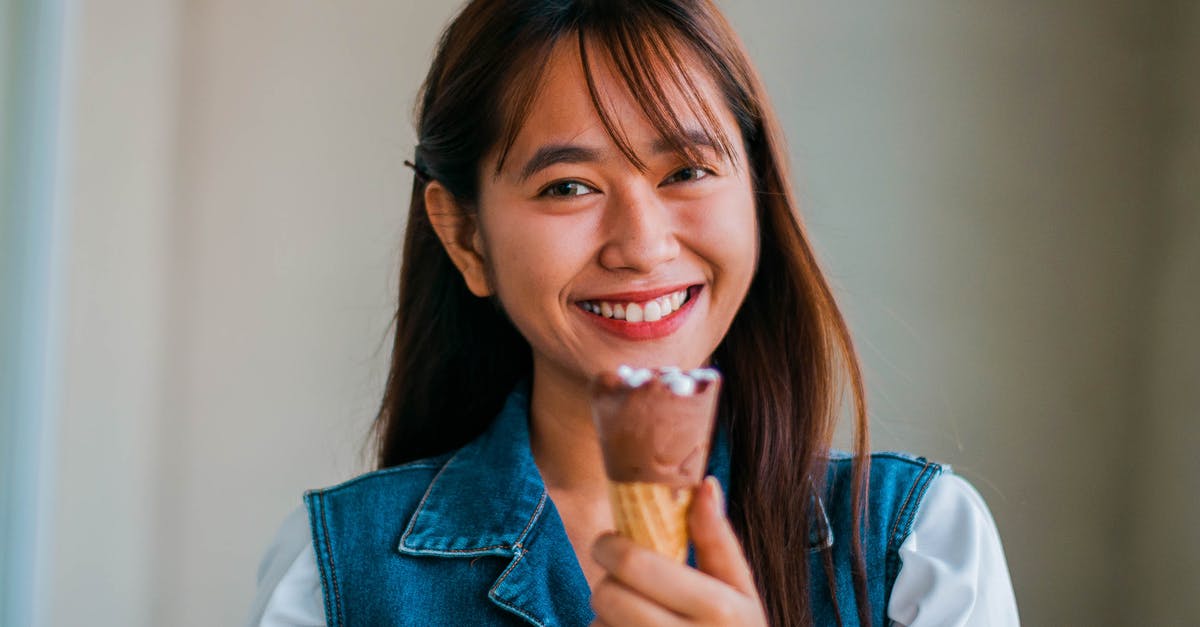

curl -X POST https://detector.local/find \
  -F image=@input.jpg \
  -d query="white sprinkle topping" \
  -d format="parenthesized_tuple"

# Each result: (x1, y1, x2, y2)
(615, 365, 720, 395)
(661, 371, 697, 396)
(617, 365, 654, 387)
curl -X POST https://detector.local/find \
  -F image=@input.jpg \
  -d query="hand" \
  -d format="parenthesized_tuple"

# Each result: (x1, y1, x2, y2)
(589, 476, 768, 627)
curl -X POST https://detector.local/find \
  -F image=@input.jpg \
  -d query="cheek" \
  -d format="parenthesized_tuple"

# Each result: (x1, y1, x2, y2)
(684, 185, 759, 275)
(482, 211, 597, 310)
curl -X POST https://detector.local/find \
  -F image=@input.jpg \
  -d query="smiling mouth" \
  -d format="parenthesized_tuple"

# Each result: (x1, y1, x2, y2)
(577, 286, 698, 323)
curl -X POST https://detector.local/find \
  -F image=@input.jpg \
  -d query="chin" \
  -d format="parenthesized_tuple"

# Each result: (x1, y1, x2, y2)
(602, 347, 710, 372)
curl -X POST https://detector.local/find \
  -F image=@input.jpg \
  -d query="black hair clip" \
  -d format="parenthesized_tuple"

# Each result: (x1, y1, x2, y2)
(404, 159, 432, 184)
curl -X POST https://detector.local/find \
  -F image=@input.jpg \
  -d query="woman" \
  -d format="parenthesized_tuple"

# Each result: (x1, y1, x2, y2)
(249, 1, 1019, 625)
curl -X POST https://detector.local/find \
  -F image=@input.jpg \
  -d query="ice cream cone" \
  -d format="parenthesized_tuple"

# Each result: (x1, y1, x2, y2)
(608, 480, 695, 563)
(592, 366, 721, 565)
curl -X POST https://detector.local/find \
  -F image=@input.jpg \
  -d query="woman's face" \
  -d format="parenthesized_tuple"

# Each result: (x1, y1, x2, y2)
(472, 42, 758, 389)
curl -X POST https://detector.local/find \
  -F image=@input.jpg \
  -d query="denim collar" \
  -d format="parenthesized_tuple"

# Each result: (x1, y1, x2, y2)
(394, 379, 831, 623)
(397, 380, 550, 557)
(396, 379, 833, 554)
(396, 379, 750, 556)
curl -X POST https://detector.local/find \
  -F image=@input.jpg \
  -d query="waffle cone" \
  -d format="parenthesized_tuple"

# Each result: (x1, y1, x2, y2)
(608, 481, 695, 563)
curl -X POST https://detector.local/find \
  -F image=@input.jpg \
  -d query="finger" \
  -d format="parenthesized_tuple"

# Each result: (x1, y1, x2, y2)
(689, 476, 760, 598)
(591, 532, 733, 616)
(590, 574, 686, 627)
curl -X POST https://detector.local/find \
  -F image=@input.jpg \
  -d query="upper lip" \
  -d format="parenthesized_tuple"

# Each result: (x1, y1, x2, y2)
(576, 283, 698, 303)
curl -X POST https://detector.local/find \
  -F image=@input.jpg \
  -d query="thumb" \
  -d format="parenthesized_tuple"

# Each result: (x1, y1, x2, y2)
(689, 476, 758, 598)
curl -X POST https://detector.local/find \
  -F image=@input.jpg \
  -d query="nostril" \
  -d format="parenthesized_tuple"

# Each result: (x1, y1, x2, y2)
(597, 207, 681, 272)
(597, 238, 681, 273)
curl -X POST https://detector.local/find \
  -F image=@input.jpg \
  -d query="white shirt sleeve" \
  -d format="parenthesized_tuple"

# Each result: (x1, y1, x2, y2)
(247, 506, 327, 627)
(886, 472, 1020, 626)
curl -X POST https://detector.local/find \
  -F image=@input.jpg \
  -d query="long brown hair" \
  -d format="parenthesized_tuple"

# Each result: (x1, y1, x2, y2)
(374, 1, 871, 625)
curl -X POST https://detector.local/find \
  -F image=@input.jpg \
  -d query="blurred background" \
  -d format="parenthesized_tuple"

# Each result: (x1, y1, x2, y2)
(2, 1, 1197, 625)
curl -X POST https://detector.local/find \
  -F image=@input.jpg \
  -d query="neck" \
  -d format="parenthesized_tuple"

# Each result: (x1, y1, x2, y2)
(527, 361, 609, 495)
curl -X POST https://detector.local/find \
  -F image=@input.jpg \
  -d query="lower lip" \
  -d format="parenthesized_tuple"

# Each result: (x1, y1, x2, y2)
(576, 286, 702, 341)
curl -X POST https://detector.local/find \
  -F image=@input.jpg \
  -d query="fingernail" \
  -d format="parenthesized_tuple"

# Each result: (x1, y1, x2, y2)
(705, 476, 725, 513)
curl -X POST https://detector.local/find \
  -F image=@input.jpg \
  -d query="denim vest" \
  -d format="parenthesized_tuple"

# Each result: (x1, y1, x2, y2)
(305, 382, 942, 626)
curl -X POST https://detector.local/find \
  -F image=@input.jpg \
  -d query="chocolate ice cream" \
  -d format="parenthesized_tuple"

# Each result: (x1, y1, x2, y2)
(591, 366, 721, 488)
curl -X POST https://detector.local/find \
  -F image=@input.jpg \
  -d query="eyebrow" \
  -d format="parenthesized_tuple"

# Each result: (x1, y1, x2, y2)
(516, 128, 721, 182)
(649, 128, 720, 156)
(518, 145, 602, 182)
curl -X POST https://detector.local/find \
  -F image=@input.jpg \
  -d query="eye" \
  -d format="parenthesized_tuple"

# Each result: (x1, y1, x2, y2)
(662, 166, 712, 185)
(538, 180, 597, 198)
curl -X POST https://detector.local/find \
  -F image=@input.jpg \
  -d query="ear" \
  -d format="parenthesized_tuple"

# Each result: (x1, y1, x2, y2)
(425, 182, 493, 297)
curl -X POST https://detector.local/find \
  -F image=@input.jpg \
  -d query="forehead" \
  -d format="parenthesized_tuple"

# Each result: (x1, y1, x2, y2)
(491, 35, 738, 176)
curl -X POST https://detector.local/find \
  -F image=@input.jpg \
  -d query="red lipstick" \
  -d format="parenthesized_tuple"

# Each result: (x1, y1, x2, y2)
(575, 285, 701, 341)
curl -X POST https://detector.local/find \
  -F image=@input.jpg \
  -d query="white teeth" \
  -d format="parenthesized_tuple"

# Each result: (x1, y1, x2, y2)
(582, 287, 692, 323)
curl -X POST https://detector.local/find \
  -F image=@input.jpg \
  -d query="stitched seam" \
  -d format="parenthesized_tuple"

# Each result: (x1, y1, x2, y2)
(304, 494, 334, 627)
(319, 494, 345, 627)
(489, 548, 546, 627)
(400, 457, 548, 555)
(398, 450, 463, 549)
(484, 492, 548, 626)
(883, 463, 930, 614)
(304, 494, 329, 626)
(887, 461, 932, 555)
(894, 463, 940, 549)
(515, 491, 548, 545)
(400, 544, 512, 555)
(315, 493, 345, 627)
(905, 468, 939, 538)
(884, 461, 942, 606)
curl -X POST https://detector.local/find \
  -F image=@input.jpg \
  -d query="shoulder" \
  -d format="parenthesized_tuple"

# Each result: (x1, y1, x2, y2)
(825, 451, 946, 544)
(887, 470, 1021, 626)
(247, 505, 324, 626)
(306, 453, 454, 500)
(246, 454, 455, 627)
(302, 453, 459, 583)
(826, 450, 946, 486)
(827, 449, 945, 476)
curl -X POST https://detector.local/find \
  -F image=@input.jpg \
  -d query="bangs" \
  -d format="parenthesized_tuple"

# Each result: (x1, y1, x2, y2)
(491, 11, 742, 175)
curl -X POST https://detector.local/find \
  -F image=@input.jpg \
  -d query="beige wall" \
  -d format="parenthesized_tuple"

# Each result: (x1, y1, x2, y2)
(156, 2, 459, 624)
(718, 3, 1171, 623)
(1127, 3, 1200, 623)
(49, 1, 180, 625)
(44, 1, 1197, 625)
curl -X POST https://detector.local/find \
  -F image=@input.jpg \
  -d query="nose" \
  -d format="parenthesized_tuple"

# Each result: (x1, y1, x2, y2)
(597, 188, 681, 273)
